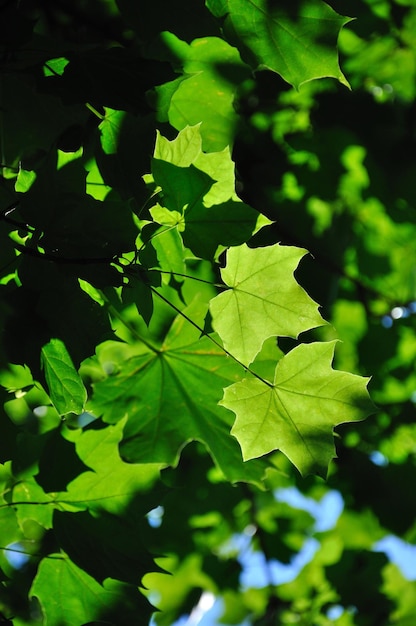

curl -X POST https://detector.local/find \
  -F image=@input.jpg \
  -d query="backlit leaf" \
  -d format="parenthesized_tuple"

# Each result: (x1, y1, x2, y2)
(210, 243, 324, 366)
(151, 128, 259, 257)
(62, 420, 162, 514)
(154, 35, 249, 150)
(154, 125, 236, 205)
(222, 341, 375, 476)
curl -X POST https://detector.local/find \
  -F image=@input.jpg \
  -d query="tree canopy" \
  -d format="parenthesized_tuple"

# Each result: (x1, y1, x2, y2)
(0, 0, 415, 624)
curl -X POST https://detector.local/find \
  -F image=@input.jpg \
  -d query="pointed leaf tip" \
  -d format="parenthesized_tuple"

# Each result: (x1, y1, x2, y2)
(221, 341, 375, 477)
(226, 0, 351, 89)
(210, 243, 325, 366)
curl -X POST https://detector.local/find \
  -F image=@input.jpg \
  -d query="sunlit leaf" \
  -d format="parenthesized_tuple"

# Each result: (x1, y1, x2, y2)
(222, 341, 374, 476)
(154, 35, 249, 150)
(151, 127, 259, 257)
(210, 243, 324, 366)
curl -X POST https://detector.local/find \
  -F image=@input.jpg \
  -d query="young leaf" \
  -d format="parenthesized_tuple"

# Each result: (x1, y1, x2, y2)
(210, 243, 324, 366)
(221, 341, 375, 477)
(225, 0, 351, 88)
(154, 124, 236, 204)
(41, 338, 87, 416)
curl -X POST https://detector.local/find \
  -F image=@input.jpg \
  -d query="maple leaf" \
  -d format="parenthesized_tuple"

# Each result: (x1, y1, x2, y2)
(226, 0, 351, 88)
(210, 243, 324, 366)
(221, 341, 375, 477)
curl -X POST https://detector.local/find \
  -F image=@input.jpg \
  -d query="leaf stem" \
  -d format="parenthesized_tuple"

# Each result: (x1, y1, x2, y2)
(85, 102, 106, 120)
(98, 289, 159, 353)
(150, 285, 274, 388)
(154, 269, 225, 288)
(0, 545, 64, 560)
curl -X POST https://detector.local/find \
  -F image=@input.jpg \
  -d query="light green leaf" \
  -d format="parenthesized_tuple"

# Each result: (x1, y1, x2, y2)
(12, 479, 55, 530)
(226, 0, 351, 88)
(151, 129, 259, 258)
(15, 168, 37, 193)
(210, 243, 324, 366)
(150, 225, 186, 281)
(222, 341, 375, 477)
(152, 159, 213, 215)
(155, 35, 249, 150)
(154, 125, 237, 205)
(41, 338, 87, 416)
(0, 507, 23, 574)
(31, 554, 152, 626)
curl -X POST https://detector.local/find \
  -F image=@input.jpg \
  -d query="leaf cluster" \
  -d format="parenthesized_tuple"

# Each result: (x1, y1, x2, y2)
(0, 0, 415, 625)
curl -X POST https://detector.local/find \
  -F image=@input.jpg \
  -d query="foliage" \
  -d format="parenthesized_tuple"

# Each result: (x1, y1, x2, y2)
(0, 1, 415, 625)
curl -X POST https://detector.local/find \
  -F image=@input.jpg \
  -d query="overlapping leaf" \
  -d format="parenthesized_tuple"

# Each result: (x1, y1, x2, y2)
(225, 0, 351, 88)
(153, 34, 250, 150)
(89, 302, 267, 486)
(149, 126, 259, 258)
(222, 342, 374, 477)
(210, 243, 324, 366)
(154, 124, 235, 203)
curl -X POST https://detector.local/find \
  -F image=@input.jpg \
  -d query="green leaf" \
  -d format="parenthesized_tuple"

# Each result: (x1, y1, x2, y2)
(154, 35, 249, 150)
(152, 159, 213, 214)
(11, 479, 55, 530)
(150, 225, 186, 280)
(222, 341, 375, 477)
(30, 554, 153, 626)
(41, 338, 87, 416)
(0, 507, 23, 573)
(62, 420, 162, 514)
(90, 304, 267, 487)
(210, 243, 324, 366)
(225, 0, 351, 88)
(53, 508, 156, 585)
(153, 125, 236, 205)
(151, 127, 259, 258)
